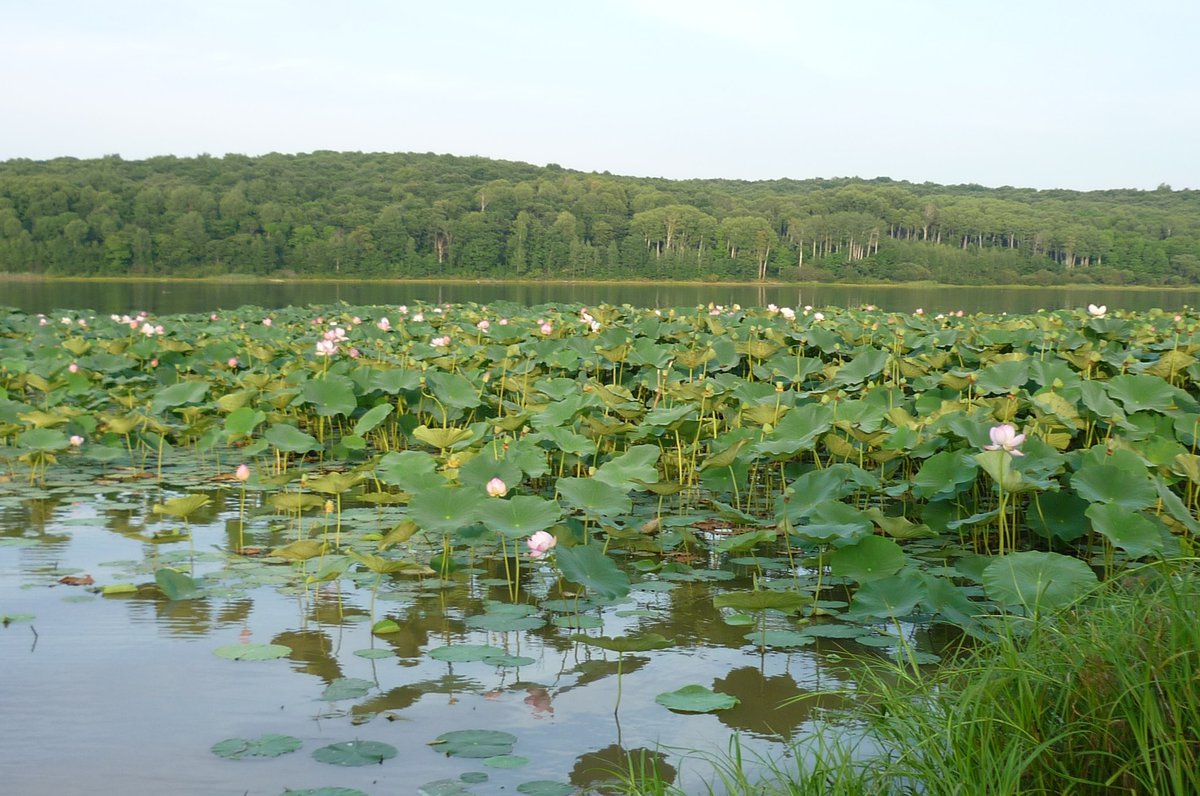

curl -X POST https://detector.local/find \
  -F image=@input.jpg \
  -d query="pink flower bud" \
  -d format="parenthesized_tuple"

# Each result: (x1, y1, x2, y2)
(485, 477, 508, 497)
(235, 464, 250, 481)
(69, 435, 84, 447)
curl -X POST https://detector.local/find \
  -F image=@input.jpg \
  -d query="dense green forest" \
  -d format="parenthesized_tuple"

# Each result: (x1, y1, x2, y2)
(2, 151, 1199, 285)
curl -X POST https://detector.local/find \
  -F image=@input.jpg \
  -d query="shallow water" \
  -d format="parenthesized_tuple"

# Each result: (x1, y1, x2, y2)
(0, 465, 916, 796)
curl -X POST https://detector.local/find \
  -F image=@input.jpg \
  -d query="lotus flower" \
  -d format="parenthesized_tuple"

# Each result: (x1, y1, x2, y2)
(779, 307, 796, 320)
(485, 477, 507, 497)
(985, 424, 1026, 456)
(227, 358, 238, 368)
(69, 435, 84, 447)
(235, 464, 250, 481)
(262, 318, 272, 327)
(67, 362, 79, 374)
(377, 317, 391, 331)
(540, 322, 553, 335)
(526, 530, 557, 559)
(477, 319, 490, 331)
(1088, 304, 1107, 317)
(315, 339, 338, 357)
(431, 335, 450, 347)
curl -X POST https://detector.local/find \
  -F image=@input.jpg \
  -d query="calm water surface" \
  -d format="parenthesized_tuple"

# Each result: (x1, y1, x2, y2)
(4, 278, 1199, 315)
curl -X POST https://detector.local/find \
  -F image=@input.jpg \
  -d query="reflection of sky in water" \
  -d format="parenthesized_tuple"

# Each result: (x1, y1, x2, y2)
(1, 484, 889, 794)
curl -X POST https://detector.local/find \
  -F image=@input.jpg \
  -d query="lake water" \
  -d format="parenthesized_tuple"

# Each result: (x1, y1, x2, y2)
(4, 278, 1199, 316)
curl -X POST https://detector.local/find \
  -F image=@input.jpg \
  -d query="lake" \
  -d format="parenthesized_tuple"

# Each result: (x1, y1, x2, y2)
(4, 278, 1199, 315)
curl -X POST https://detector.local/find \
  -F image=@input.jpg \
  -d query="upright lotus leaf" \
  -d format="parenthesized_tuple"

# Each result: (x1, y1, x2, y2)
(267, 493, 324, 512)
(698, 438, 750, 471)
(1027, 491, 1091, 542)
(411, 424, 477, 451)
(1085, 503, 1166, 559)
(753, 403, 833, 457)
(353, 403, 393, 436)
(556, 477, 632, 519)
(153, 493, 210, 519)
(407, 486, 486, 534)
(555, 544, 631, 600)
(269, 539, 326, 560)
(919, 573, 988, 639)
(1105, 374, 1178, 414)
(223, 406, 265, 439)
(1070, 464, 1157, 511)
(370, 367, 421, 394)
(1078, 380, 1127, 423)
(348, 550, 420, 574)
(17, 409, 69, 428)
(973, 359, 1030, 395)
(151, 379, 210, 414)
(215, 390, 254, 413)
(1154, 479, 1200, 535)
(16, 427, 70, 452)
(776, 465, 858, 522)
(306, 471, 362, 495)
(535, 426, 597, 457)
(426, 371, 482, 410)
(571, 632, 673, 653)
(155, 567, 202, 600)
(831, 346, 889, 386)
(457, 453, 522, 495)
(912, 450, 979, 500)
(376, 450, 445, 492)
(264, 423, 320, 454)
(847, 574, 926, 620)
(715, 530, 777, 554)
(593, 445, 661, 490)
(973, 449, 1025, 493)
(302, 375, 358, 418)
(982, 551, 1099, 617)
(789, 501, 872, 546)
(830, 536, 907, 583)
(480, 495, 562, 539)
(712, 590, 807, 614)
(863, 508, 936, 540)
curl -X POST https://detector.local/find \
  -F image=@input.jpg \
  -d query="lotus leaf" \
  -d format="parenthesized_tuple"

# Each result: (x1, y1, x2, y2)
(556, 544, 631, 600)
(848, 575, 926, 620)
(433, 729, 517, 758)
(982, 551, 1099, 616)
(830, 536, 907, 583)
(312, 740, 397, 766)
(1085, 503, 1166, 559)
(213, 643, 292, 660)
(211, 733, 302, 759)
(655, 685, 739, 713)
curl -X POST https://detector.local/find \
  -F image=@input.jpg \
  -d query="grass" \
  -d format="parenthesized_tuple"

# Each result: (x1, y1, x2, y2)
(612, 563, 1200, 795)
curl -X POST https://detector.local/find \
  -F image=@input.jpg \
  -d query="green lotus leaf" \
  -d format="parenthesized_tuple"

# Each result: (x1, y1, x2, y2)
(408, 486, 486, 534)
(213, 643, 292, 660)
(832, 346, 889, 386)
(321, 677, 374, 701)
(829, 536, 906, 583)
(912, 450, 979, 500)
(593, 444, 661, 489)
(312, 740, 397, 766)
(269, 539, 326, 560)
(982, 551, 1099, 617)
(426, 371, 483, 410)
(306, 471, 361, 494)
(789, 501, 872, 546)
(1085, 503, 1166, 559)
(376, 450, 445, 491)
(264, 423, 320, 453)
(742, 630, 814, 647)
(1104, 373, 1178, 413)
(223, 406, 265, 438)
(556, 477, 631, 519)
(1070, 464, 1156, 511)
(479, 495, 562, 539)
(655, 685, 739, 713)
(152, 493, 210, 519)
(151, 379, 209, 414)
(515, 781, 575, 796)
(973, 449, 1025, 493)
(428, 644, 506, 662)
(155, 567, 202, 600)
(571, 632, 673, 653)
(716, 530, 776, 554)
(211, 733, 301, 759)
(712, 590, 806, 613)
(16, 427, 70, 452)
(848, 574, 926, 620)
(973, 359, 1030, 395)
(267, 493, 324, 512)
(556, 543, 631, 600)
(1027, 491, 1091, 542)
(302, 375, 358, 418)
(353, 403, 393, 436)
(412, 425, 476, 451)
(433, 729, 516, 758)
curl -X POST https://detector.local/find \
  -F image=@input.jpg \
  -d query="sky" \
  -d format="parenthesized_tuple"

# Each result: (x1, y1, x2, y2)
(3, 0, 1198, 191)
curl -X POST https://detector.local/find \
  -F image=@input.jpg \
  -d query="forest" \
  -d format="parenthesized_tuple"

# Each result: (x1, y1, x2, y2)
(1, 150, 1198, 285)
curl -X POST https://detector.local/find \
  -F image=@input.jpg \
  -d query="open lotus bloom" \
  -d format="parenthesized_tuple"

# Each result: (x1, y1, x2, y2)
(985, 423, 1026, 456)
(1087, 304, 1107, 317)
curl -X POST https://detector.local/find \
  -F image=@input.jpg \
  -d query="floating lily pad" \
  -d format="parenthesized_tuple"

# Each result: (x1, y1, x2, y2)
(417, 780, 472, 796)
(743, 630, 814, 647)
(655, 685, 739, 713)
(428, 644, 506, 663)
(214, 643, 292, 661)
(211, 733, 302, 759)
(460, 772, 489, 784)
(312, 740, 397, 766)
(516, 782, 576, 796)
(353, 648, 396, 659)
(483, 754, 530, 768)
(433, 729, 517, 758)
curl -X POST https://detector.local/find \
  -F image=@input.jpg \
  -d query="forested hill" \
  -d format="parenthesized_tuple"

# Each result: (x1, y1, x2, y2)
(2, 151, 1198, 285)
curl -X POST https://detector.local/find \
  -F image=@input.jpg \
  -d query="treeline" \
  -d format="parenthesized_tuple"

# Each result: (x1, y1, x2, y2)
(1, 151, 1199, 285)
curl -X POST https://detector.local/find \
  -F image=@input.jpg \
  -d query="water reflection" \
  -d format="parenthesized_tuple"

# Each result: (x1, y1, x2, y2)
(712, 666, 854, 740)
(570, 743, 678, 792)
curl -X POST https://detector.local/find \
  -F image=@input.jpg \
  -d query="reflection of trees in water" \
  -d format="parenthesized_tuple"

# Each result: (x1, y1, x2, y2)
(569, 743, 677, 792)
(350, 674, 484, 718)
(711, 666, 854, 741)
(554, 655, 649, 695)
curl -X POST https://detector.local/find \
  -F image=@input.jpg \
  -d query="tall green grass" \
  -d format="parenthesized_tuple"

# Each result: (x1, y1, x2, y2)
(616, 565, 1200, 795)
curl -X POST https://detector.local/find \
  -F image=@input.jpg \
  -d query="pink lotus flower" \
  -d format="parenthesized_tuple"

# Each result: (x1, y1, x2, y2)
(914, 308, 925, 316)
(227, 358, 238, 368)
(315, 339, 338, 357)
(812, 312, 825, 321)
(540, 322, 553, 335)
(780, 307, 796, 321)
(235, 464, 250, 481)
(477, 319, 490, 331)
(377, 317, 391, 332)
(210, 313, 219, 321)
(485, 477, 508, 497)
(348, 347, 360, 358)
(69, 435, 84, 447)
(985, 424, 1026, 456)
(412, 312, 424, 322)
(526, 530, 557, 559)
(499, 318, 509, 326)
(430, 335, 450, 347)
(149, 358, 159, 368)
(262, 318, 272, 327)
(68, 362, 79, 374)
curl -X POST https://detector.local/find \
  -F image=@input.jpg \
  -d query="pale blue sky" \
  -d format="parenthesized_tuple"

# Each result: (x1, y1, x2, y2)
(3, 0, 1198, 190)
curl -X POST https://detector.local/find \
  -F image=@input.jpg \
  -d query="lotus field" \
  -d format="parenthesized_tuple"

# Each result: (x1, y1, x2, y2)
(2, 299, 1198, 792)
